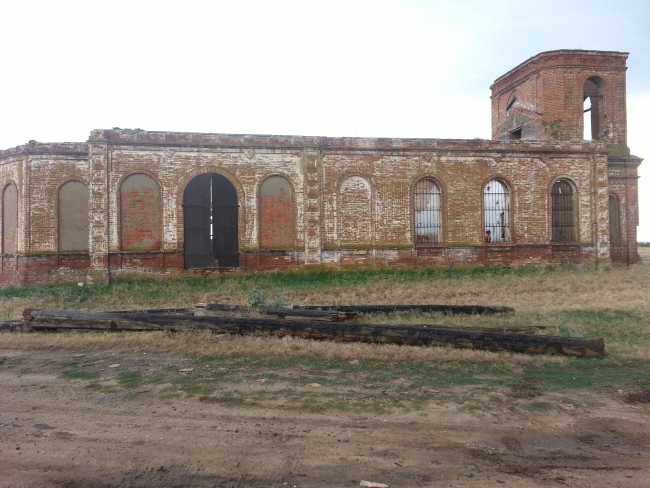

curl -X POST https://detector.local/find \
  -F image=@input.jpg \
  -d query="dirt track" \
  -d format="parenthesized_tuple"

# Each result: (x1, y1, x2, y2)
(2, 348, 649, 488)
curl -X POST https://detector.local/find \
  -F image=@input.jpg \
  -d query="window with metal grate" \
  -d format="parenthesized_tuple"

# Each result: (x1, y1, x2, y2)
(484, 179, 510, 244)
(414, 178, 442, 245)
(551, 180, 576, 243)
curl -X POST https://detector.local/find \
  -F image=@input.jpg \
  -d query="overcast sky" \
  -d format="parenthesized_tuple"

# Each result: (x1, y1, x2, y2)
(1, 0, 649, 238)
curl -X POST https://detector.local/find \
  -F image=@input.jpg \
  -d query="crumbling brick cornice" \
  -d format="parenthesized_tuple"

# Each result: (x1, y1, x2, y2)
(0, 142, 89, 160)
(490, 49, 628, 97)
(86, 129, 607, 155)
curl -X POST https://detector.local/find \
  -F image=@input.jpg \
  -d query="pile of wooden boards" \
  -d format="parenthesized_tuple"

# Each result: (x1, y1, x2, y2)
(15, 303, 606, 358)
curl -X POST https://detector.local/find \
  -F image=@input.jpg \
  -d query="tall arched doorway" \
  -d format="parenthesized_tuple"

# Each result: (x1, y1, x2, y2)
(183, 173, 239, 268)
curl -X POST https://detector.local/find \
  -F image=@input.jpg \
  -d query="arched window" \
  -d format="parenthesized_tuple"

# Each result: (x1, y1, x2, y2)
(484, 179, 510, 244)
(260, 176, 294, 248)
(120, 174, 161, 251)
(609, 194, 621, 245)
(59, 181, 89, 252)
(414, 178, 441, 245)
(551, 180, 576, 242)
(340, 176, 372, 246)
(2, 183, 18, 254)
(583, 76, 605, 140)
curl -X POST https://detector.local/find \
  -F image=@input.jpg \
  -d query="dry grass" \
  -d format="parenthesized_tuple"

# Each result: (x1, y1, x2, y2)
(2, 254, 650, 364)
(0, 330, 569, 367)
(248, 266, 647, 316)
(1, 264, 650, 317)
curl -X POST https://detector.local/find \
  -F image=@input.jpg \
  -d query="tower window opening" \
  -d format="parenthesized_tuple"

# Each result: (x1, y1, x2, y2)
(583, 97, 592, 140)
(508, 128, 522, 140)
(583, 76, 605, 141)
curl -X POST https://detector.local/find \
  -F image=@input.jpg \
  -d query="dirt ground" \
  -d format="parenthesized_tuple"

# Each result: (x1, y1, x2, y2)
(2, 347, 649, 488)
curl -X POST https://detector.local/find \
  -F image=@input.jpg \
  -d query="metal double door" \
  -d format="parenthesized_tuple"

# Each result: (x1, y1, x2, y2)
(183, 173, 239, 268)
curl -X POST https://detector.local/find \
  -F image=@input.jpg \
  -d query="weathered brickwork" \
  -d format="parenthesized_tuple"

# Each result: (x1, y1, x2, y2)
(0, 50, 643, 286)
(3, 182, 18, 254)
(120, 173, 162, 251)
(260, 176, 294, 249)
(338, 176, 373, 247)
(491, 50, 629, 153)
(490, 49, 642, 264)
(59, 181, 89, 252)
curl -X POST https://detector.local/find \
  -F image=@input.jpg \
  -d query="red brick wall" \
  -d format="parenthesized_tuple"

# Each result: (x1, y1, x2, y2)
(59, 181, 89, 252)
(120, 173, 161, 251)
(608, 155, 642, 263)
(0, 134, 630, 285)
(259, 176, 294, 248)
(339, 176, 373, 247)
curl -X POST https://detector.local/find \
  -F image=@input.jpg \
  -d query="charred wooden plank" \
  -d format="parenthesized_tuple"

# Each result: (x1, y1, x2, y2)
(195, 303, 359, 321)
(294, 304, 514, 315)
(392, 324, 545, 334)
(0, 320, 25, 332)
(106, 308, 193, 315)
(24, 309, 604, 358)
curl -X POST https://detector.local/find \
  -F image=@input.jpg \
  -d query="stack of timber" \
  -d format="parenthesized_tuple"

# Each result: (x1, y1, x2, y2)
(23, 308, 605, 358)
(195, 303, 538, 333)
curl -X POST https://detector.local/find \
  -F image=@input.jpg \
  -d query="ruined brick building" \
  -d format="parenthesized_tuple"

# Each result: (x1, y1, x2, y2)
(0, 50, 643, 286)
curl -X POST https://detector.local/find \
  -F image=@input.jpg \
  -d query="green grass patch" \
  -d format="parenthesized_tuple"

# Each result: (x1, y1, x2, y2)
(553, 310, 650, 344)
(522, 359, 650, 391)
(60, 370, 99, 381)
(5, 358, 26, 367)
(117, 370, 143, 389)
(521, 401, 552, 412)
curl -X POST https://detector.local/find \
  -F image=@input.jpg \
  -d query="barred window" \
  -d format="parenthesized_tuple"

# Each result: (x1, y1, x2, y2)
(414, 178, 441, 245)
(484, 179, 510, 244)
(551, 179, 575, 242)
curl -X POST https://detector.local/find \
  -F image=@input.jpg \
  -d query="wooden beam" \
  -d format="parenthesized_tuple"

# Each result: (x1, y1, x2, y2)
(23, 309, 604, 358)
(293, 305, 514, 315)
(107, 308, 192, 315)
(194, 303, 360, 321)
(0, 320, 25, 332)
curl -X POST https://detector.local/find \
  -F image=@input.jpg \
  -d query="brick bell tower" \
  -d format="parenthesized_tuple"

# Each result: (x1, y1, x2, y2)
(490, 49, 630, 152)
(491, 49, 643, 264)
